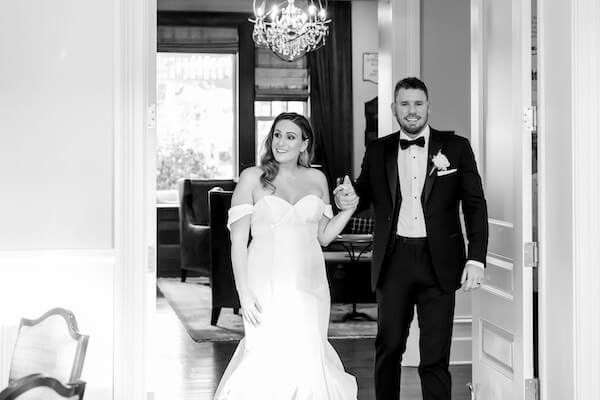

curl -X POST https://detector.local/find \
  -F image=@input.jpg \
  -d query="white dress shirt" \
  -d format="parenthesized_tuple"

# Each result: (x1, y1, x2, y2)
(396, 127, 429, 238)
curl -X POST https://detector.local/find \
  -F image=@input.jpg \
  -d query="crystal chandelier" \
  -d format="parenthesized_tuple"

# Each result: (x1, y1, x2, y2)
(250, 0, 331, 62)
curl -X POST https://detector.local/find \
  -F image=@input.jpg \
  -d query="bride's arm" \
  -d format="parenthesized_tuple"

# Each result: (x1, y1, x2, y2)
(229, 167, 262, 326)
(316, 172, 358, 247)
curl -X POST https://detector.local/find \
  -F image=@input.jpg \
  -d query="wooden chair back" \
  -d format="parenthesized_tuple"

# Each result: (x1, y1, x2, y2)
(1, 373, 85, 400)
(9, 308, 89, 385)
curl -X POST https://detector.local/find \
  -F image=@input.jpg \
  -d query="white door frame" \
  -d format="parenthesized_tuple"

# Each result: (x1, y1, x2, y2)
(113, 0, 157, 398)
(537, 0, 600, 399)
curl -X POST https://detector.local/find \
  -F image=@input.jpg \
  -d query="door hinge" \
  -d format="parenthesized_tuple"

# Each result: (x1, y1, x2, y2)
(525, 378, 540, 400)
(524, 242, 538, 268)
(524, 105, 537, 131)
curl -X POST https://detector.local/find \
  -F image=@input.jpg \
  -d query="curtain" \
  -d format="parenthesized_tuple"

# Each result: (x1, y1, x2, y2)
(157, 26, 238, 52)
(255, 47, 309, 101)
(308, 1, 353, 187)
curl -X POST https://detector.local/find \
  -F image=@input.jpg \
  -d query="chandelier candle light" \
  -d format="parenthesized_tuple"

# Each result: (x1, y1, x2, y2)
(250, 0, 331, 62)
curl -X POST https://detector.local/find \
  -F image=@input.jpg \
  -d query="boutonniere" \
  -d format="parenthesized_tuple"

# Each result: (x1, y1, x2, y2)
(429, 149, 450, 176)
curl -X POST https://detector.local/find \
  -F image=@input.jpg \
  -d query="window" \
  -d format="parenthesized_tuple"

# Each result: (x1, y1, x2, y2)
(156, 52, 237, 190)
(254, 48, 309, 164)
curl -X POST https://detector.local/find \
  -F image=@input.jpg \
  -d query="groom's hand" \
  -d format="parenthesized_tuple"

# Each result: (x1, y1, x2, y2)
(333, 175, 359, 211)
(461, 262, 485, 291)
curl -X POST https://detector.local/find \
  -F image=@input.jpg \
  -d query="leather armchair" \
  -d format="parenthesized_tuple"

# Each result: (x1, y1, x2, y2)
(177, 179, 236, 282)
(208, 189, 241, 325)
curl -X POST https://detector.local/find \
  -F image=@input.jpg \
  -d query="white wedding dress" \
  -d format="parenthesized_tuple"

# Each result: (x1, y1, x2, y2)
(213, 194, 358, 400)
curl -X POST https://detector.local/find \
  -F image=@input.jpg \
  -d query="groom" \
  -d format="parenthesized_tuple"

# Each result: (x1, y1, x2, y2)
(335, 77, 488, 400)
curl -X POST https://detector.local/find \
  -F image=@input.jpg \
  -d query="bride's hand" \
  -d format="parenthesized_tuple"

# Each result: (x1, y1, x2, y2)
(240, 290, 263, 327)
(333, 175, 359, 211)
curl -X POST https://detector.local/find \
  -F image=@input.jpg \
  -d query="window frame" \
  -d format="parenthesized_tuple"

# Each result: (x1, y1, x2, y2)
(156, 51, 239, 186)
(157, 11, 256, 175)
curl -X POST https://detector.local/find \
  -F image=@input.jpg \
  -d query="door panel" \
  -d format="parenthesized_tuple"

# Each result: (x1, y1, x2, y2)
(471, 0, 534, 398)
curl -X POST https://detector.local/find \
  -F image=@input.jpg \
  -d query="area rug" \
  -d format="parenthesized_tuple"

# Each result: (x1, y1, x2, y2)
(157, 277, 377, 342)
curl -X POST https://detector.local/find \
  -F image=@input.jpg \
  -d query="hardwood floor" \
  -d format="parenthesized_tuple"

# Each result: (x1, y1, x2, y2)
(154, 295, 471, 400)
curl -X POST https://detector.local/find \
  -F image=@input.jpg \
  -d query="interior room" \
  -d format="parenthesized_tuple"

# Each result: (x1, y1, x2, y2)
(0, 0, 598, 400)
(153, 0, 473, 398)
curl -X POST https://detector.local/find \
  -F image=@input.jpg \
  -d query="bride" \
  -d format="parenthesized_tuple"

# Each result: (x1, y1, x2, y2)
(213, 112, 359, 400)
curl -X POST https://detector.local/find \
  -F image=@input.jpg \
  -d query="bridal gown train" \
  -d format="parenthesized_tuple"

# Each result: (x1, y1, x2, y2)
(213, 194, 358, 400)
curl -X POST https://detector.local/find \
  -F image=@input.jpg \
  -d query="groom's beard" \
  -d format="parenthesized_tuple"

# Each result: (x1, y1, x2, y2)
(398, 114, 428, 135)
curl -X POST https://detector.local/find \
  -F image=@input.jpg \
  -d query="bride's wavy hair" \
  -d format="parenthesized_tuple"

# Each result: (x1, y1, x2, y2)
(259, 112, 315, 193)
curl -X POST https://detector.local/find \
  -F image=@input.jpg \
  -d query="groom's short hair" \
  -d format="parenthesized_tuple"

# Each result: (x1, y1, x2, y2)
(394, 77, 429, 101)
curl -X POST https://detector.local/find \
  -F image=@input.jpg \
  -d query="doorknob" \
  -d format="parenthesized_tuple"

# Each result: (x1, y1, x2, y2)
(466, 382, 476, 400)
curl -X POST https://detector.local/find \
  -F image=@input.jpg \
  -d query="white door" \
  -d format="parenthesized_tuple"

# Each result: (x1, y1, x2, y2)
(470, 0, 534, 398)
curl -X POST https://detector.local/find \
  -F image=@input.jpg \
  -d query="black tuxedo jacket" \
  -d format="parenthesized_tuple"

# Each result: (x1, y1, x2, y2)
(354, 128, 488, 292)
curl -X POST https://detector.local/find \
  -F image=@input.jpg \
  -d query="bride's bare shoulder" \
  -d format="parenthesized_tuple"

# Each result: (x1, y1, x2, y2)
(240, 166, 263, 180)
(305, 167, 327, 181)
(237, 166, 264, 186)
(305, 167, 327, 186)
(304, 168, 329, 198)
(234, 167, 263, 200)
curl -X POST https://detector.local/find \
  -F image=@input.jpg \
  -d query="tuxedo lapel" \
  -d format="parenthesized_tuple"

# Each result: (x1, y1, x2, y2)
(385, 132, 400, 204)
(422, 130, 442, 206)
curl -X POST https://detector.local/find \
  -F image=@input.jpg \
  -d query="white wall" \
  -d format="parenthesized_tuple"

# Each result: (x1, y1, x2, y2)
(0, 1, 114, 249)
(0, 2, 117, 398)
(351, 0, 379, 176)
(421, 0, 471, 140)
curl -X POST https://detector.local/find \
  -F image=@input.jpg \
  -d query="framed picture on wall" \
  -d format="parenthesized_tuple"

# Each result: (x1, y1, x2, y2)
(362, 53, 378, 84)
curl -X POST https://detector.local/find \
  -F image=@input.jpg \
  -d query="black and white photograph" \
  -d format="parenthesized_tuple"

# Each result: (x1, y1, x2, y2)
(0, 0, 599, 400)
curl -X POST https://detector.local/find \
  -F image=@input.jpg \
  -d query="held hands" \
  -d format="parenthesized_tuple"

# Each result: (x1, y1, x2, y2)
(461, 262, 485, 291)
(239, 289, 263, 327)
(333, 175, 359, 212)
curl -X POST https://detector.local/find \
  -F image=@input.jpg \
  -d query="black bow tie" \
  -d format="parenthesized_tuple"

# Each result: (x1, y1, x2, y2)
(399, 136, 425, 150)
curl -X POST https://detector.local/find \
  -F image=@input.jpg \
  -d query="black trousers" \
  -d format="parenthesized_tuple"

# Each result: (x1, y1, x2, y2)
(374, 236, 455, 400)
